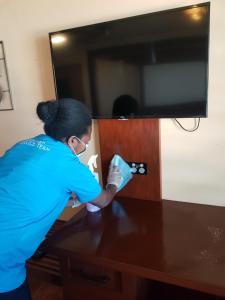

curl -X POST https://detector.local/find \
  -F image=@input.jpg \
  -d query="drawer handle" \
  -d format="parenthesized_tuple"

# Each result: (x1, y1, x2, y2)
(78, 269, 110, 284)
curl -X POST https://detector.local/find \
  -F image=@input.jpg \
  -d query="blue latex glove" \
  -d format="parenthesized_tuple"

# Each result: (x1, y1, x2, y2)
(108, 154, 133, 192)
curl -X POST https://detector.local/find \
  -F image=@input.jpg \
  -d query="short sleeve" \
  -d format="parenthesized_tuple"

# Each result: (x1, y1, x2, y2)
(66, 160, 102, 203)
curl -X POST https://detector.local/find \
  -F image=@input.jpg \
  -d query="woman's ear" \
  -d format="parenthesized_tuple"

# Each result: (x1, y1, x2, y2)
(67, 136, 79, 155)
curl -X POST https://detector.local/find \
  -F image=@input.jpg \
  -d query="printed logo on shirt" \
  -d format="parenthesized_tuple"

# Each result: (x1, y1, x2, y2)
(20, 139, 50, 152)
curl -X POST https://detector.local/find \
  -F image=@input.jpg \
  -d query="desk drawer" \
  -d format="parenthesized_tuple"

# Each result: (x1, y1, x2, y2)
(68, 259, 121, 292)
(61, 258, 146, 300)
(61, 257, 146, 300)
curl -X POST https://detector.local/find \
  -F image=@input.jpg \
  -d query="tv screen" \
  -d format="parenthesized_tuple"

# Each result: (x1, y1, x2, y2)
(49, 3, 210, 119)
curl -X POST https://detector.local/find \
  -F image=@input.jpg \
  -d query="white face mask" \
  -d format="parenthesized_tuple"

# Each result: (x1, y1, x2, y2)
(73, 136, 89, 157)
(76, 143, 89, 157)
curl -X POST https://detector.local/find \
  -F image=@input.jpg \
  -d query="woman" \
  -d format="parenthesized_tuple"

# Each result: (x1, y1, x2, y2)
(0, 98, 124, 299)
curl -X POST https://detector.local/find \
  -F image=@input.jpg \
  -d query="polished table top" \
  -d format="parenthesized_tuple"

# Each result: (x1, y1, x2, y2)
(49, 198, 225, 297)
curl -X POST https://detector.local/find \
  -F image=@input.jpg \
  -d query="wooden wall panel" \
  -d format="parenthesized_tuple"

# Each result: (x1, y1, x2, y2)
(98, 119, 161, 201)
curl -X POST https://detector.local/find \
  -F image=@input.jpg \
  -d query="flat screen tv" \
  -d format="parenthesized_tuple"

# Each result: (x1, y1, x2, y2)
(49, 3, 210, 119)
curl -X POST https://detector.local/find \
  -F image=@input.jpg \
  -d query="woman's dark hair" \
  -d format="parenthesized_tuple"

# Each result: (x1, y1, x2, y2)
(36, 98, 92, 140)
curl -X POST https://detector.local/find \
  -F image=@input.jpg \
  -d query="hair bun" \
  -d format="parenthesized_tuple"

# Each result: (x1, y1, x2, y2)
(36, 100, 58, 124)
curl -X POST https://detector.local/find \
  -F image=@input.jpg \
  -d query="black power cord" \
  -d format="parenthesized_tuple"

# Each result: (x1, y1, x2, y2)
(0, 86, 3, 103)
(173, 118, 200, 132)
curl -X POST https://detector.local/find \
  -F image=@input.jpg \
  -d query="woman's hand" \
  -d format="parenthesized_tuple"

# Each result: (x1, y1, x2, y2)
(106, 165, 122, 190)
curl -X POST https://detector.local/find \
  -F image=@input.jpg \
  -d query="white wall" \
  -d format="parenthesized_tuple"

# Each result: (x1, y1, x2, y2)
(161, 0, 225, 206)
(0, 0, 224, 206)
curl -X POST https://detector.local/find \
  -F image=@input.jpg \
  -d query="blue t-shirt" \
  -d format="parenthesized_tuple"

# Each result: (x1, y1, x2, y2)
(0, 134, 101, 292)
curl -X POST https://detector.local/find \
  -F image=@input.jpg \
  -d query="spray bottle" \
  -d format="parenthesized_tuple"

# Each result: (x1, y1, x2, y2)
(86, 154, 101, 212)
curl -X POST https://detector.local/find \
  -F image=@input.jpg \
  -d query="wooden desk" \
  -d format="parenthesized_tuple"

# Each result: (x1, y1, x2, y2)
(48, 198, 225, 299)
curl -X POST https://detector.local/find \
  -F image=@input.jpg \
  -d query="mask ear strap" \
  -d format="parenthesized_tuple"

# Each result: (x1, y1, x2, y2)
(67, 136, 78, 155)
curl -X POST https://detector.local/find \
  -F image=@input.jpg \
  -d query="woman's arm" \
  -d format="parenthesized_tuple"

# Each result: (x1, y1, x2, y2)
(90, 184, 117, 208)
(90, 165, 121, 208)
